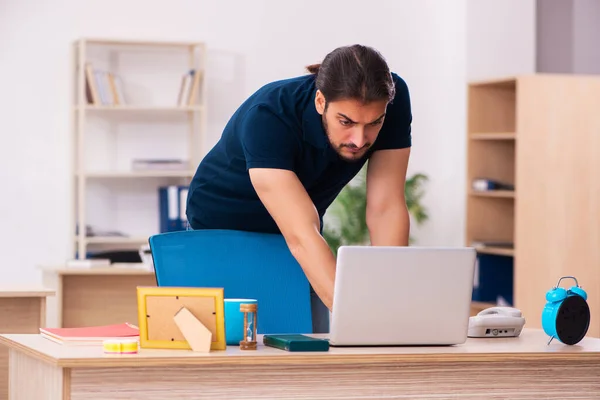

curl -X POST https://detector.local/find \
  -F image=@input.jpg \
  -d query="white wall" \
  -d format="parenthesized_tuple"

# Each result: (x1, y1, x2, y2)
(0, 0, 538, 288)
(467, 0, 537, 81)
(409, 0, 537, 246)
(537, 0, 600, 74)
(572, 0, 600, 74)
(536, 0, 574, 73)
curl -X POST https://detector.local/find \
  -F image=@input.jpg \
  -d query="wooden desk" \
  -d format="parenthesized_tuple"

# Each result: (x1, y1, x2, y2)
(0, 289, 54, 400)
(40, 265, 155, 328)
(2, 329, 600, 399)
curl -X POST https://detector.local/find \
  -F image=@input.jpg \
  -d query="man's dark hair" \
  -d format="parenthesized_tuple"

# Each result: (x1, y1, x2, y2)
(306, 44, 395, 106)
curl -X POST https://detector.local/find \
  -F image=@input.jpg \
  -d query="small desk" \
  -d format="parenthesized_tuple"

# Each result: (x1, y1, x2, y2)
(0, 288, 54, 400)
(2, 329, 600, 399)
(40, 265, 155, 328)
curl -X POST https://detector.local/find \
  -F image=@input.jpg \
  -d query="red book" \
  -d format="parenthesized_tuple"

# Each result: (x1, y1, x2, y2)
(40, 323, 139, 345)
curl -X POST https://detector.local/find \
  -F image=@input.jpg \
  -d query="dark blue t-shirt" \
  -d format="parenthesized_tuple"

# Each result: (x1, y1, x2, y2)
(186, 72, 412, 233)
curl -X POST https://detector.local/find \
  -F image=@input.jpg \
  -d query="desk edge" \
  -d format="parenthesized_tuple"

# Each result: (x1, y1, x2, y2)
(0, 289, 56, 298)
(55, 352, 600, 368)
(1, 335, 600, 368)
(0, 336, 59, 366)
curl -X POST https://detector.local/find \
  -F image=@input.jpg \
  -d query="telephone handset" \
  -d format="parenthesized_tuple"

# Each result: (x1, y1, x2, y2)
(478, 306, 522, 318)
(467, 306, 526, 338)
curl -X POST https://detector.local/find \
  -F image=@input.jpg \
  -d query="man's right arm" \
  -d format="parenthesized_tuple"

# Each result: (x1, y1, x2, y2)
(248, 168, 336, 310)
(239, 105, 336, 310)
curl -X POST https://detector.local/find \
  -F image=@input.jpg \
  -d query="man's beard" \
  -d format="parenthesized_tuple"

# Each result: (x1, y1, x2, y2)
(322, 115, 370, 162)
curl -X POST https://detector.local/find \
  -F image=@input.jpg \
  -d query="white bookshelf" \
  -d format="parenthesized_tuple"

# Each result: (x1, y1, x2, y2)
(72, 38, 206, 259)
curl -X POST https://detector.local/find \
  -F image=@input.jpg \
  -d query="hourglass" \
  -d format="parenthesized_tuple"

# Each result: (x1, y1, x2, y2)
(239, 303, 258, 350)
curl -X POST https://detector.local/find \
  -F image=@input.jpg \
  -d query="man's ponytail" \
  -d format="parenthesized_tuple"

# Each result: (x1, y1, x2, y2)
(305, 64, 320, 74)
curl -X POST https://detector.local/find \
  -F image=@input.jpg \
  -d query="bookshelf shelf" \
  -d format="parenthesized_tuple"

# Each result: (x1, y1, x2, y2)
(75, 105, 203, 112)
(80, 171, 195, 179)
(469, 132, 516, 140)
(81, 38, 204, 48)
(474, 247, 515, 257)
(465, 73, 600, 335)
(469, 190, 515, 198)
(79, 236, 151, 244)
(72, 37, 205, 259)
(468, 76, 517, 87)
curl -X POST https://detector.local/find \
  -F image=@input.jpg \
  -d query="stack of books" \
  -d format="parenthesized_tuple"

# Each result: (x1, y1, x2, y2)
(40, 323, 139, 345)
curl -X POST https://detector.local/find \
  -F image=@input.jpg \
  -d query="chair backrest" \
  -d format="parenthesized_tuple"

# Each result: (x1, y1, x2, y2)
(148, 229, 312, 335)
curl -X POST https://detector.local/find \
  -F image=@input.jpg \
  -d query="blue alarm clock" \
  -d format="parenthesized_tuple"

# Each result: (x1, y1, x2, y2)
(542, 276, 590, 345)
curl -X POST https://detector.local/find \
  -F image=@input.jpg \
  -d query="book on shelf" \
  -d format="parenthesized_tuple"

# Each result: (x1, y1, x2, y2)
(132, 158, 189, 171)
(84, 63, 203, 107)
(471, 178, 514, 192)
(40, 323, 139, 345)
(84, 63, 126, 106)
(159, 185, 189, 232)
(177, 69, 203, 106)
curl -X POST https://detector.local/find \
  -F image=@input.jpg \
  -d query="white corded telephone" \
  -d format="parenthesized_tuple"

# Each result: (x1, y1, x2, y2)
(467, 306, 525, 338)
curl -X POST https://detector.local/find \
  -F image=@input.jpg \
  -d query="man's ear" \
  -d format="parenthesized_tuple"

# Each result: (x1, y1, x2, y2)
(314, 90, 326, 115)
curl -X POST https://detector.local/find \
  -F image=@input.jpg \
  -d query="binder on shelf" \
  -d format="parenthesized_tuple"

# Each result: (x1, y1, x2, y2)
(472, 253, 514, 305)
(159, 185, 189, 233)
(179, 186, 188, 228)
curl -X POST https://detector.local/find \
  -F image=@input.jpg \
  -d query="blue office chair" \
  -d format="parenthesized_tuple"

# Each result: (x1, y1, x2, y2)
(148, 229, 313, 335)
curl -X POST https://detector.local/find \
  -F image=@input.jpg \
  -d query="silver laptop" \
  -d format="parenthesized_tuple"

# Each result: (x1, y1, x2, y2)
(328, 245, 476, 346)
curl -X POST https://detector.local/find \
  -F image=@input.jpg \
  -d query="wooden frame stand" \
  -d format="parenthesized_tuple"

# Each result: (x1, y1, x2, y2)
(173, 307, 212, 352)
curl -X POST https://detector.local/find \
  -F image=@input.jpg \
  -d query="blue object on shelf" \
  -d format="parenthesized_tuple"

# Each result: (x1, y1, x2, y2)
(158, 185, 189, 233)
(148, 229, 313, 335)
(472, 253, 514, 305)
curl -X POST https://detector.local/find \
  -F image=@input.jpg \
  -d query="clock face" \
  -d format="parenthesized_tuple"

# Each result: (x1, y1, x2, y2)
(556, 295, 591, 345)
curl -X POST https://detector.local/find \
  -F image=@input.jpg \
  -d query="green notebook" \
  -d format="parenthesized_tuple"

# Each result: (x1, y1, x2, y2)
(263, 334, 330, 352)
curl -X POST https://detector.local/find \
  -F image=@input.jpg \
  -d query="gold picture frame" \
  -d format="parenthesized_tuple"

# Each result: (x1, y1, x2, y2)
(136, 286, 226, 350)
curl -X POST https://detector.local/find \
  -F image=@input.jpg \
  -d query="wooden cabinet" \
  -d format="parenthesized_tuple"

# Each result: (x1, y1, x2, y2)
(466, 74, 600, 336)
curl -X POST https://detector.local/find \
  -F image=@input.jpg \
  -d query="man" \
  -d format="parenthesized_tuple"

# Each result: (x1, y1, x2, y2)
(186, 44, 412, 318)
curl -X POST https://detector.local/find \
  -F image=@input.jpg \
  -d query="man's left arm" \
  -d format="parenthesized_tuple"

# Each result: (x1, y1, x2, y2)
(365, 147, 411, 246)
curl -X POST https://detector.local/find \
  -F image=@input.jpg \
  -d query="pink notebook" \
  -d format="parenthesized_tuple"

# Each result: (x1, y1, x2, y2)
(40, 323, 139, 345)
